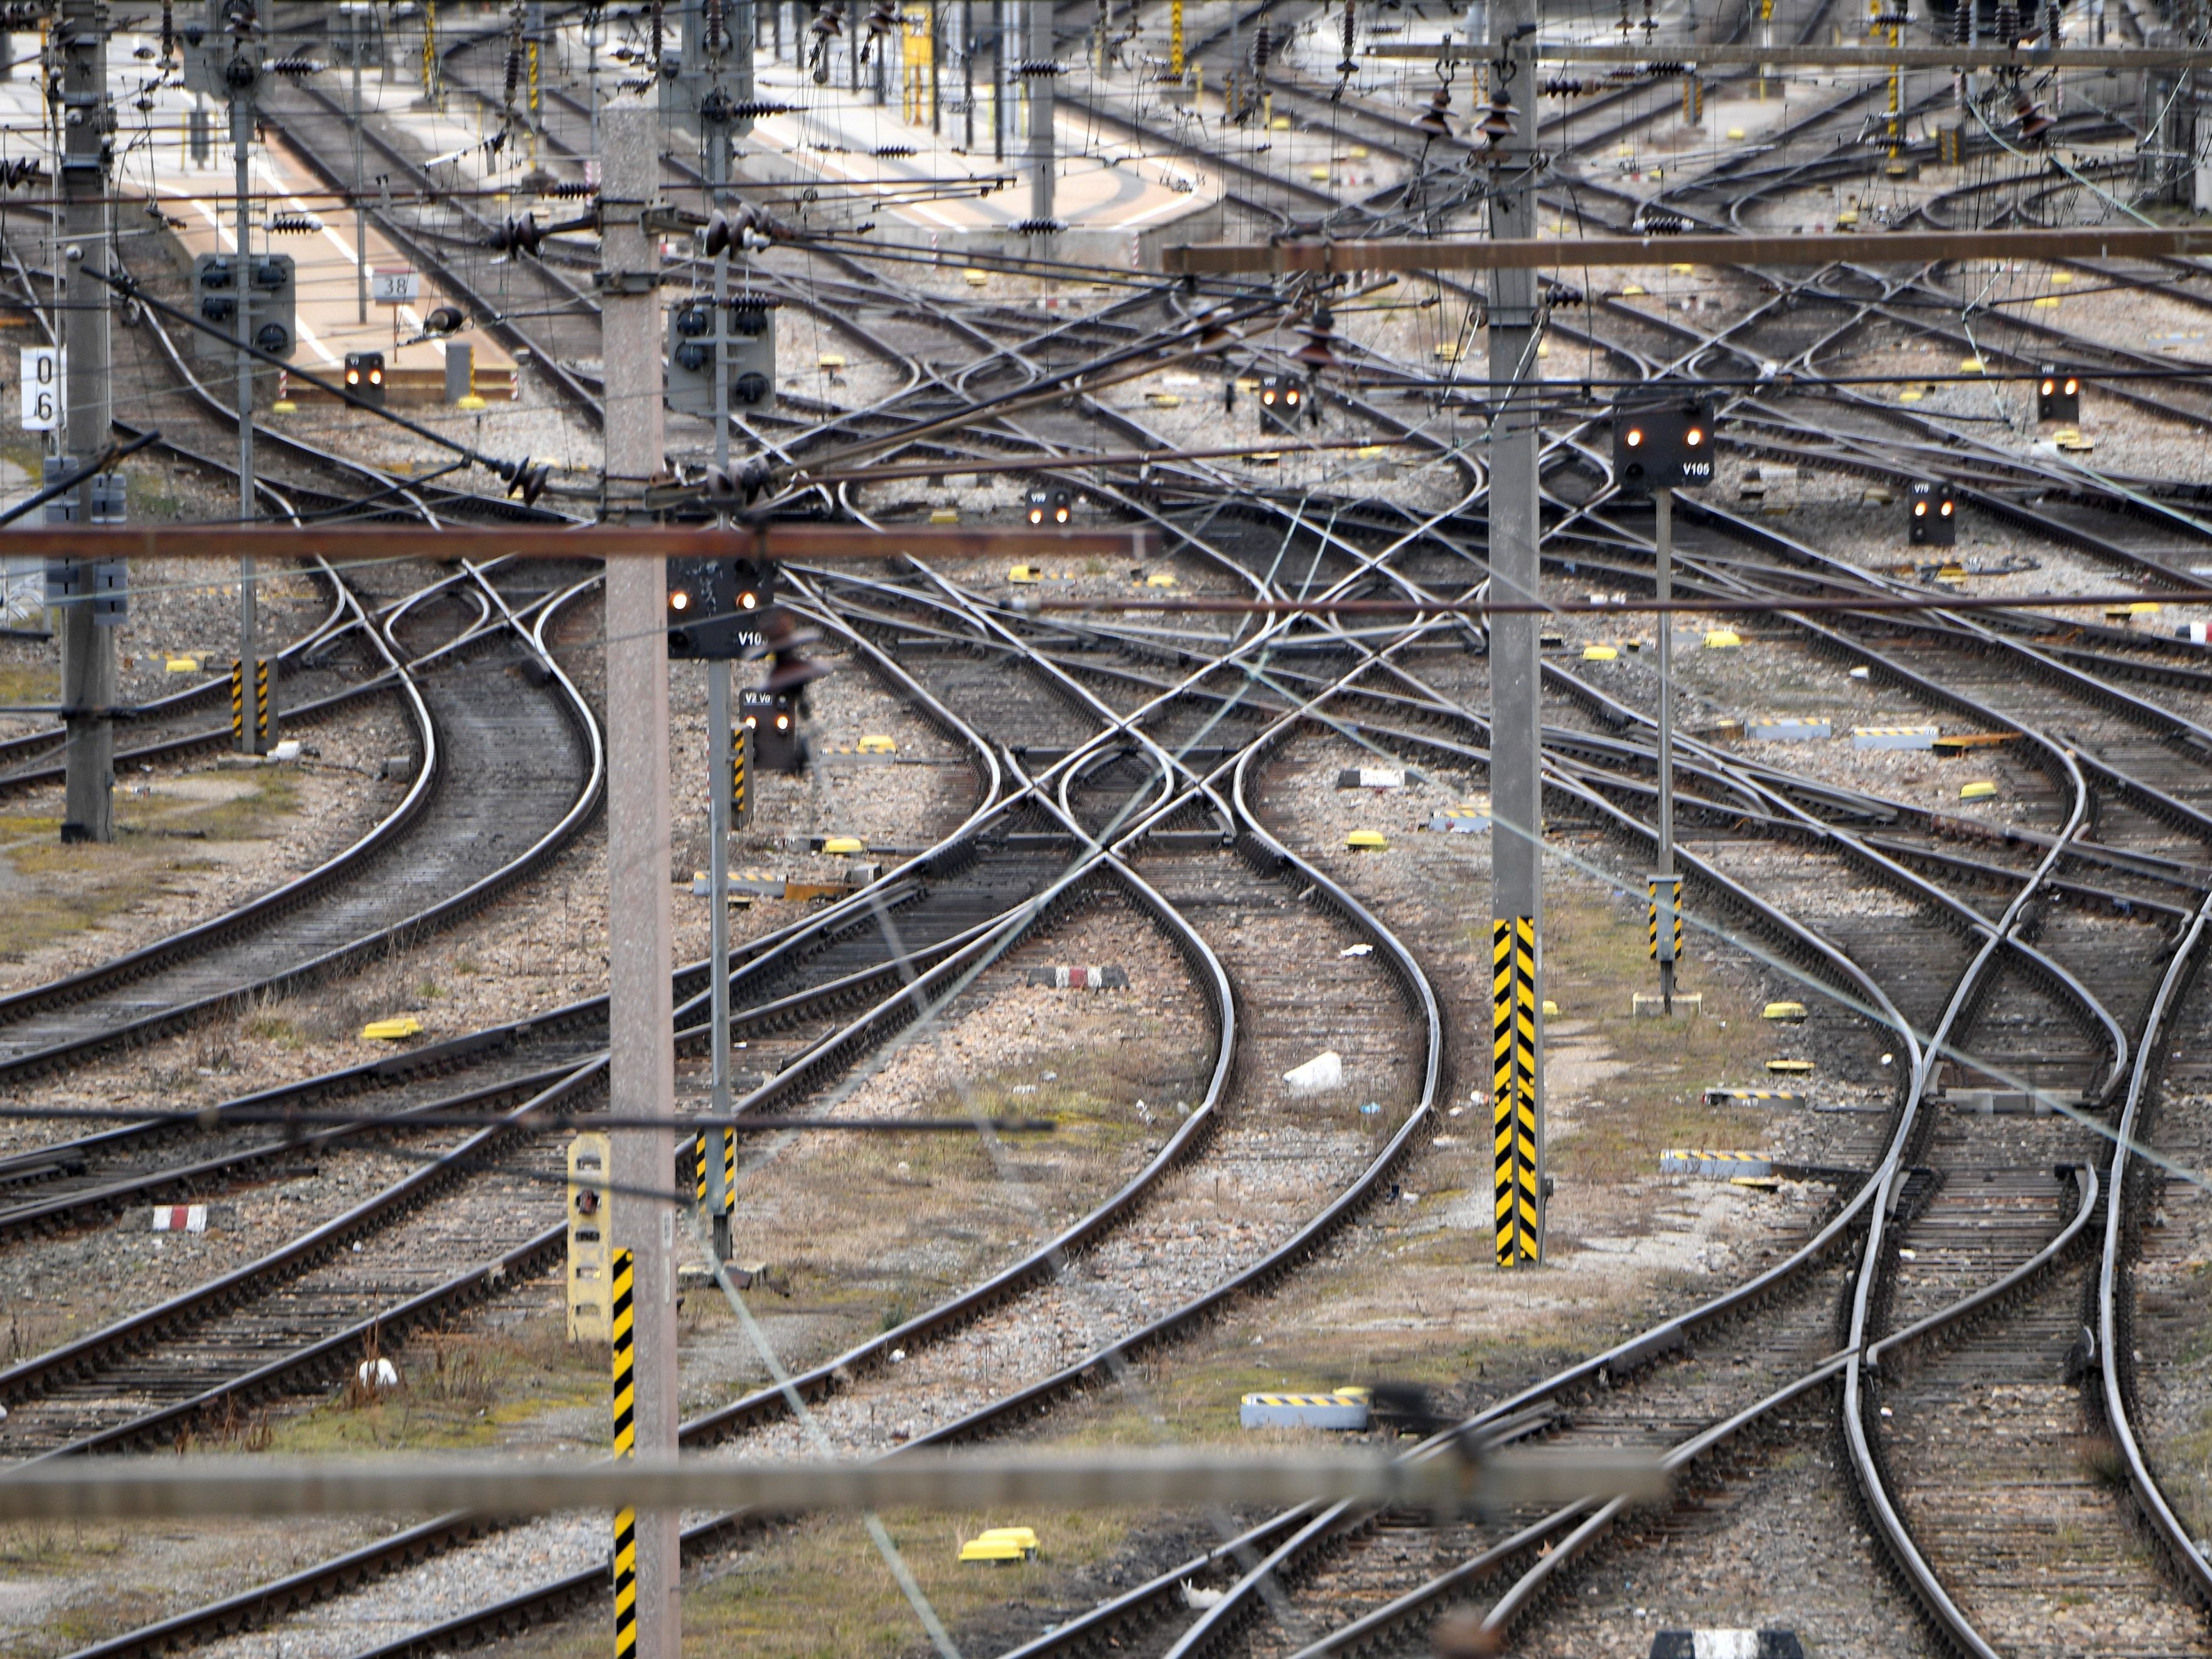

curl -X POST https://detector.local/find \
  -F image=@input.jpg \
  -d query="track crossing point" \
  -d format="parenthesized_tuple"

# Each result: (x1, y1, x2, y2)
(610, 1247, 637, 1659)
(1492, 918, 1541, 1266)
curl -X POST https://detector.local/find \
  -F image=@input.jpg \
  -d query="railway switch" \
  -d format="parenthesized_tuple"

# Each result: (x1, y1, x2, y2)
(2037, 363, 2080, 422)
(1908, 480, 1957, 547)
(665, 557, 776, 659)
(1258, 373, 1304, 436)
(1611, 389, 1715, 491)
(343, 350, 385, 409)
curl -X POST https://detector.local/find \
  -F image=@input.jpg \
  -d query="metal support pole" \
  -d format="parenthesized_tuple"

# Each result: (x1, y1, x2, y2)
(58, 0, 112, 845)
(229, 9, 269, 754)
(1486, 18, 1544, 1268)
(348, 9, 366, 325)
(1654, 486, 1677, 1013)
(706, 100, 735, 1267)
(993, 0, 1006, 161)
(1028, 0, 1054, 224)
(599, 106, 679, 1659)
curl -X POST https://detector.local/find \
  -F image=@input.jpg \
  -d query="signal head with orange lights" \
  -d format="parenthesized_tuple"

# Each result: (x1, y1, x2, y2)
(740, 687, 808, 772)
(665, 557, 777, 658)
(343, 350, 385, 410)
(1610, 389, 1715, 493)
(1907, 479, 1957, 548)
(2036, 362, 2080, 423)
(1025, 486, 1073, 526)
(1259, 372, 1304, 435)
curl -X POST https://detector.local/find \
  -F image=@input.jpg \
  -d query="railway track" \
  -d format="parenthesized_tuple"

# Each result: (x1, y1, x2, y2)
(23, 7, 2212, 1658)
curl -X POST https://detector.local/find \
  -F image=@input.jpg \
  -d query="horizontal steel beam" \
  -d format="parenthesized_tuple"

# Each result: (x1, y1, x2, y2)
(0, 1448, 1668, 1521)
(1361, 40, 2212, 67)
(1165, 225, 2212, 274)
(2, 523, 1161, 561)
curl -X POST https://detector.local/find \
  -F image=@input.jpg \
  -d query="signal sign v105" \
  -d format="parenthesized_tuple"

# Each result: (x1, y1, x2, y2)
(1611, 392, 1715, 493)
(666, 558, 776, 659)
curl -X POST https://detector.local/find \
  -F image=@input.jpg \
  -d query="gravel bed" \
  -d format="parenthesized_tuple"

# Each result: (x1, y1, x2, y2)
(0, 720, 417, 996)
(180, 904, 1214, 1659)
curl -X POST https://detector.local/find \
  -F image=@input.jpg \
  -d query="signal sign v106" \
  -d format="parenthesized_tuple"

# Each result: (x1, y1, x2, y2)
(1612, 392, 1715, 493)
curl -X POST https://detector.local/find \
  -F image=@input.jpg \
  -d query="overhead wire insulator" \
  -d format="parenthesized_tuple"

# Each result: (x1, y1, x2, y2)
(1253, 19, 1273, 73)
(501, 457, 552, 506)
(505, 6, 523, 108)
(1293, 304, 1341, 374)
(160, 0, 175, 65)
(267, 54, 323, 77)
(860, 0, 896, 63)
(1479, 87, 1517, 146)
(487, 212, 545, 256)
(1338, 0, 1357, 76)
(1543, 76, 1590, 95)
(1416, 82, 1454, 139)
(267, 212, 321, 234)
(650, 1, 664, 73)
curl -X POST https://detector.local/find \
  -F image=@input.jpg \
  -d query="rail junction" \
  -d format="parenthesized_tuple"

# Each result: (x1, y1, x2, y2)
(10, 4, 2212, 1659)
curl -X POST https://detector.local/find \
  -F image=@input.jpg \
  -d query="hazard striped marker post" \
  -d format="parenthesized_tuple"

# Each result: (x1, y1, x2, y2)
(229, 657, 275, 754)
(1492, 917, 1542, 1265)
(611, 1247, 638, 1659)
(1648, 875, 1683, 968)
(692, 1129, 736, 1222)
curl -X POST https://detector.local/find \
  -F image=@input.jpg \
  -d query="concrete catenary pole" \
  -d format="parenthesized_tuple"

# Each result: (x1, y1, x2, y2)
(58, 0, 113, 844)
(1486, 0, 1545, 1267)
(1028, 0, 1053, 224)
(599, 106, 680, 1659)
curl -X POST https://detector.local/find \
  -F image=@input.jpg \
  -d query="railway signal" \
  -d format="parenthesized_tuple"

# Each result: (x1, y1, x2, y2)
(343, 350, 385, 409)
(667, 296, 778, 417)
(1258, 372, 1304, 436)
(1611, 389, 1715, 493)
(2037, 363, 2080, 422)
(741, 687, 807, 772)
(1610, 385, 1715, 1017)
(1908, 480, 1957, 547)
(665, 557, 776, 658)
(1027, 486, 1073, 525)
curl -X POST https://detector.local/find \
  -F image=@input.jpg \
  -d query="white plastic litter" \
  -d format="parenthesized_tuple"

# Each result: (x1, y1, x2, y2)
(1340, 943, 1373, 958)
(1283, 1050, 1344, 1092)
(357, 1358, 399, 1389)
(267, 739, 302, 762)
(1179, 1582, 1227, 1611)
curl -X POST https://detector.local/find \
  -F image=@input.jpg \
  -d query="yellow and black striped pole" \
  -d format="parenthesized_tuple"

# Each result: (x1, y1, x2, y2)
(719, 1126, 736, 1216)
(253, 657, 274, 749)
(228, 658, 247, 748)
(1169, 0, 1183, 77)
(1648, 876, 1683, 964)
(1491, 917, 1540, 1265)
(611, 1247, 637, 1659)
(730, 722, 749, 830)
